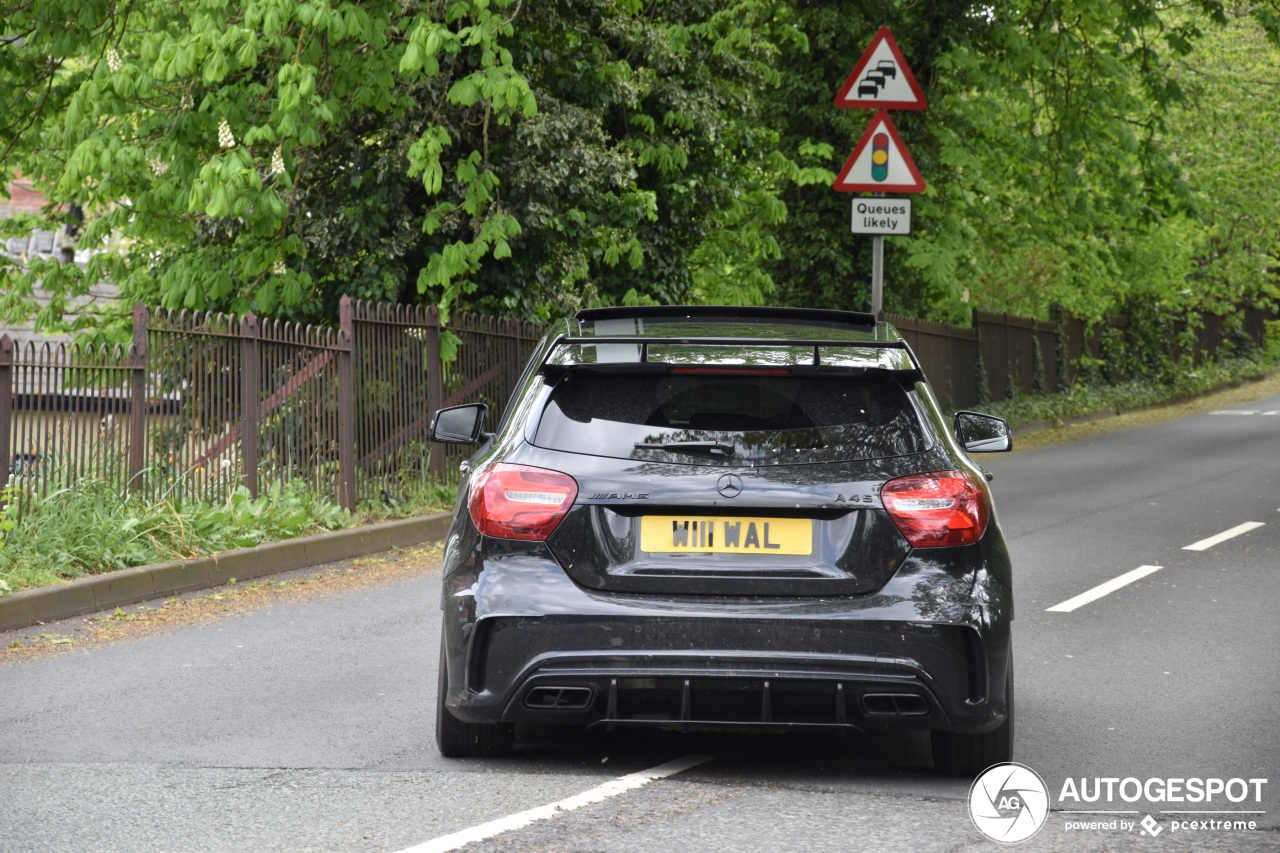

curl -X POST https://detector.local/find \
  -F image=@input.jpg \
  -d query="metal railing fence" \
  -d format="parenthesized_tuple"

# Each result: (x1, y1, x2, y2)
(0, 297, 542, 516)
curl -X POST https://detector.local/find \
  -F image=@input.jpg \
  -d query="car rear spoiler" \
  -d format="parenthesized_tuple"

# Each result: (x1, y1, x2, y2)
(575, 305, 879, 329)
(538, 335, 926, 384)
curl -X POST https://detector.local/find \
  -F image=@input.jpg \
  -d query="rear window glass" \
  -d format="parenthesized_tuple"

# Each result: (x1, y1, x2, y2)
(532, 373, 927, 464)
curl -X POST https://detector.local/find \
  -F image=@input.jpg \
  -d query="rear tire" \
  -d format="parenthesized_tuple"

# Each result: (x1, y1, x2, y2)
(435, 639, 514, 757)
(931, 662, 1014, 776)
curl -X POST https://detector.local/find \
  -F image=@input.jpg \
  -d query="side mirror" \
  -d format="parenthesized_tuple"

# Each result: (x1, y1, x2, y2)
(954, 411, 1012, 453)
(430, 403, 488, 445)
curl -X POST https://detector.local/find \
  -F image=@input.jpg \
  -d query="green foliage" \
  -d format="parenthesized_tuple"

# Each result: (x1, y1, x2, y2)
(975, 341, 1280, 427)
(763, 1, 1277, 329)
(0, 478, 348, 595)
(2, 0, 537, 328)
(1, 0, 811, 331)
(2, 0, 1277, 344)
(1160, 13, 1280, 319)
(0, 488, 15, 595)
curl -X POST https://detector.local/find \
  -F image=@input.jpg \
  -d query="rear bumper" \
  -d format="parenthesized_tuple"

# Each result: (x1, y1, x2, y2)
(440, 545, 1012, 736)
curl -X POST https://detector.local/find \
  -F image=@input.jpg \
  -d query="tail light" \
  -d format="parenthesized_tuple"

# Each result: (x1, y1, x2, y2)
(881, 470, 989, 548)
(469, 464, 578, 541)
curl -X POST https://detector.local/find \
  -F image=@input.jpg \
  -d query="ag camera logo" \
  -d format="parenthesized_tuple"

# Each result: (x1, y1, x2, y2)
(969, 763, 1050, 843)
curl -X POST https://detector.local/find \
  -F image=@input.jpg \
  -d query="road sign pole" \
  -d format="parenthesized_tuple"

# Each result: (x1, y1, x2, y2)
(870, 192, 885, 317)
(871, 235, 884, 317)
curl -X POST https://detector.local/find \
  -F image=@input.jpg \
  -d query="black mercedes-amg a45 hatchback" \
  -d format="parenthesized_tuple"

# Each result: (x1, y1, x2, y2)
(429, 306, 1014, 775)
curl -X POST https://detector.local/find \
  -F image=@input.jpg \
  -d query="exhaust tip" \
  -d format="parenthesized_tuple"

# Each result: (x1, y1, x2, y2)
(861, 693, 930, 717)
(524, 686, 594, 711)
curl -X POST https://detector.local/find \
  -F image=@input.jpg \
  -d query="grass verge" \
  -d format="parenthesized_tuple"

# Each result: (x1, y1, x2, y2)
(0, 470, 458, 597)
(0, 479, 350, 595)
(972, 350, 1280, 428)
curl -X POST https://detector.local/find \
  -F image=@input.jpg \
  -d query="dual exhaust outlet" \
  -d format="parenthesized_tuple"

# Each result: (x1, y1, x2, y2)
(523, 685, 930, 717)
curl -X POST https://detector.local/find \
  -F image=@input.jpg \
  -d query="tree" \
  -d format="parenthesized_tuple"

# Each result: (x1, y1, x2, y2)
(1161, 8, 1280, 318)
(1, 0, 808, 337)
(3, 0, 1276, 339)
(2, 0, 535, 335)
(762, 1, 1258, 323)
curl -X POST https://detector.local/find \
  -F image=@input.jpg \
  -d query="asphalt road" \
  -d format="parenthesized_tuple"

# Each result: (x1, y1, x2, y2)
(2, 394, 1279, 852)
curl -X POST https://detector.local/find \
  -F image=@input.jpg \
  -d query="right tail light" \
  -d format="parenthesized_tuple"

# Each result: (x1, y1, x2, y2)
(881, 470, 990, 548)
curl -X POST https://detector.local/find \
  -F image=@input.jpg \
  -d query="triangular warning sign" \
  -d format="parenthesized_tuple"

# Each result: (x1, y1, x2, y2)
(834, 27, 928, 111)
(833, 111, 926, 194)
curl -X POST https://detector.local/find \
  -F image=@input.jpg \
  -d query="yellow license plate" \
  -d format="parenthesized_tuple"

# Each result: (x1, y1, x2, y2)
(640, 516, 811, 555)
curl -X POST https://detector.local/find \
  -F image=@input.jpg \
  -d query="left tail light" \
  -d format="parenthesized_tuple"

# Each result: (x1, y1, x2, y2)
(468, 464, 578, 541)
(881, 470, 990, 548)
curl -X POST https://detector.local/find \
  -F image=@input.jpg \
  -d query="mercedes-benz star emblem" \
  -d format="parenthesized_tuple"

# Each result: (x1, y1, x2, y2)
(716, 474, 744, 499)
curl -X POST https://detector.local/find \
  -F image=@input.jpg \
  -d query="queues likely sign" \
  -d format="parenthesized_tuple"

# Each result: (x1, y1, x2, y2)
(851, 197, 911, 235)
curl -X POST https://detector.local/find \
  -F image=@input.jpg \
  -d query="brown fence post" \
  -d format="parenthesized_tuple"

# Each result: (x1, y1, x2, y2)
(337, 296, 356, 512)
(128, 303, 148, 494)
(426, 306, 445, 482)
(0, 335, 12, 498)
(240, 314, 260, 497)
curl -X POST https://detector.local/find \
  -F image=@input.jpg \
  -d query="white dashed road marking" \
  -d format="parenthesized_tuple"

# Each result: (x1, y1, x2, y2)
(1049, 515, 1273, 613)
(1183, 521, 1265, 552)
(396, 754, 714, 853)
(1046, 565, 1163, 613)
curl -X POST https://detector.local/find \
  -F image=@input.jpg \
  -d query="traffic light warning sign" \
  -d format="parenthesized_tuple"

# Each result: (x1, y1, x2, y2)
(834, 27, 928, 111)
(833, 111, 925, 194)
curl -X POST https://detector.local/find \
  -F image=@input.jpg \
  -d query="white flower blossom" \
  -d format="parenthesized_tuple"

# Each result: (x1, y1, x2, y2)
(149, 156, 169, 177)
(218, 119, 235, 149)
(274, 253, 286, 276)
(106, 48, 122, 73)
(270, 144, 285, 176)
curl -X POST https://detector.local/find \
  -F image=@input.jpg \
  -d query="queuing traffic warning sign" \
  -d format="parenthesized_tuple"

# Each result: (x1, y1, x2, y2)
(833, 111, 925, 194)
(834, 27, 927, 111)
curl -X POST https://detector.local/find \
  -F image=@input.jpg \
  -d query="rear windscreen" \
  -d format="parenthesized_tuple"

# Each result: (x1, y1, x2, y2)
(532, 373, 927, 464)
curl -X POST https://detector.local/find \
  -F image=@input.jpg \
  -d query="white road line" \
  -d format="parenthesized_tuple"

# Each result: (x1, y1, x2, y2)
(1183, 521, 1265, 551)
(396, 754, 714, 853)
(1046, 565, 1163, 613)
(1208, 410, 1258, 415)
(1264, 411, 1280, 416)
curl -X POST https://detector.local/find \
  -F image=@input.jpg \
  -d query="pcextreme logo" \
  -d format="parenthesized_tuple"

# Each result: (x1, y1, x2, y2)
(968, 763, 1051, 843)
